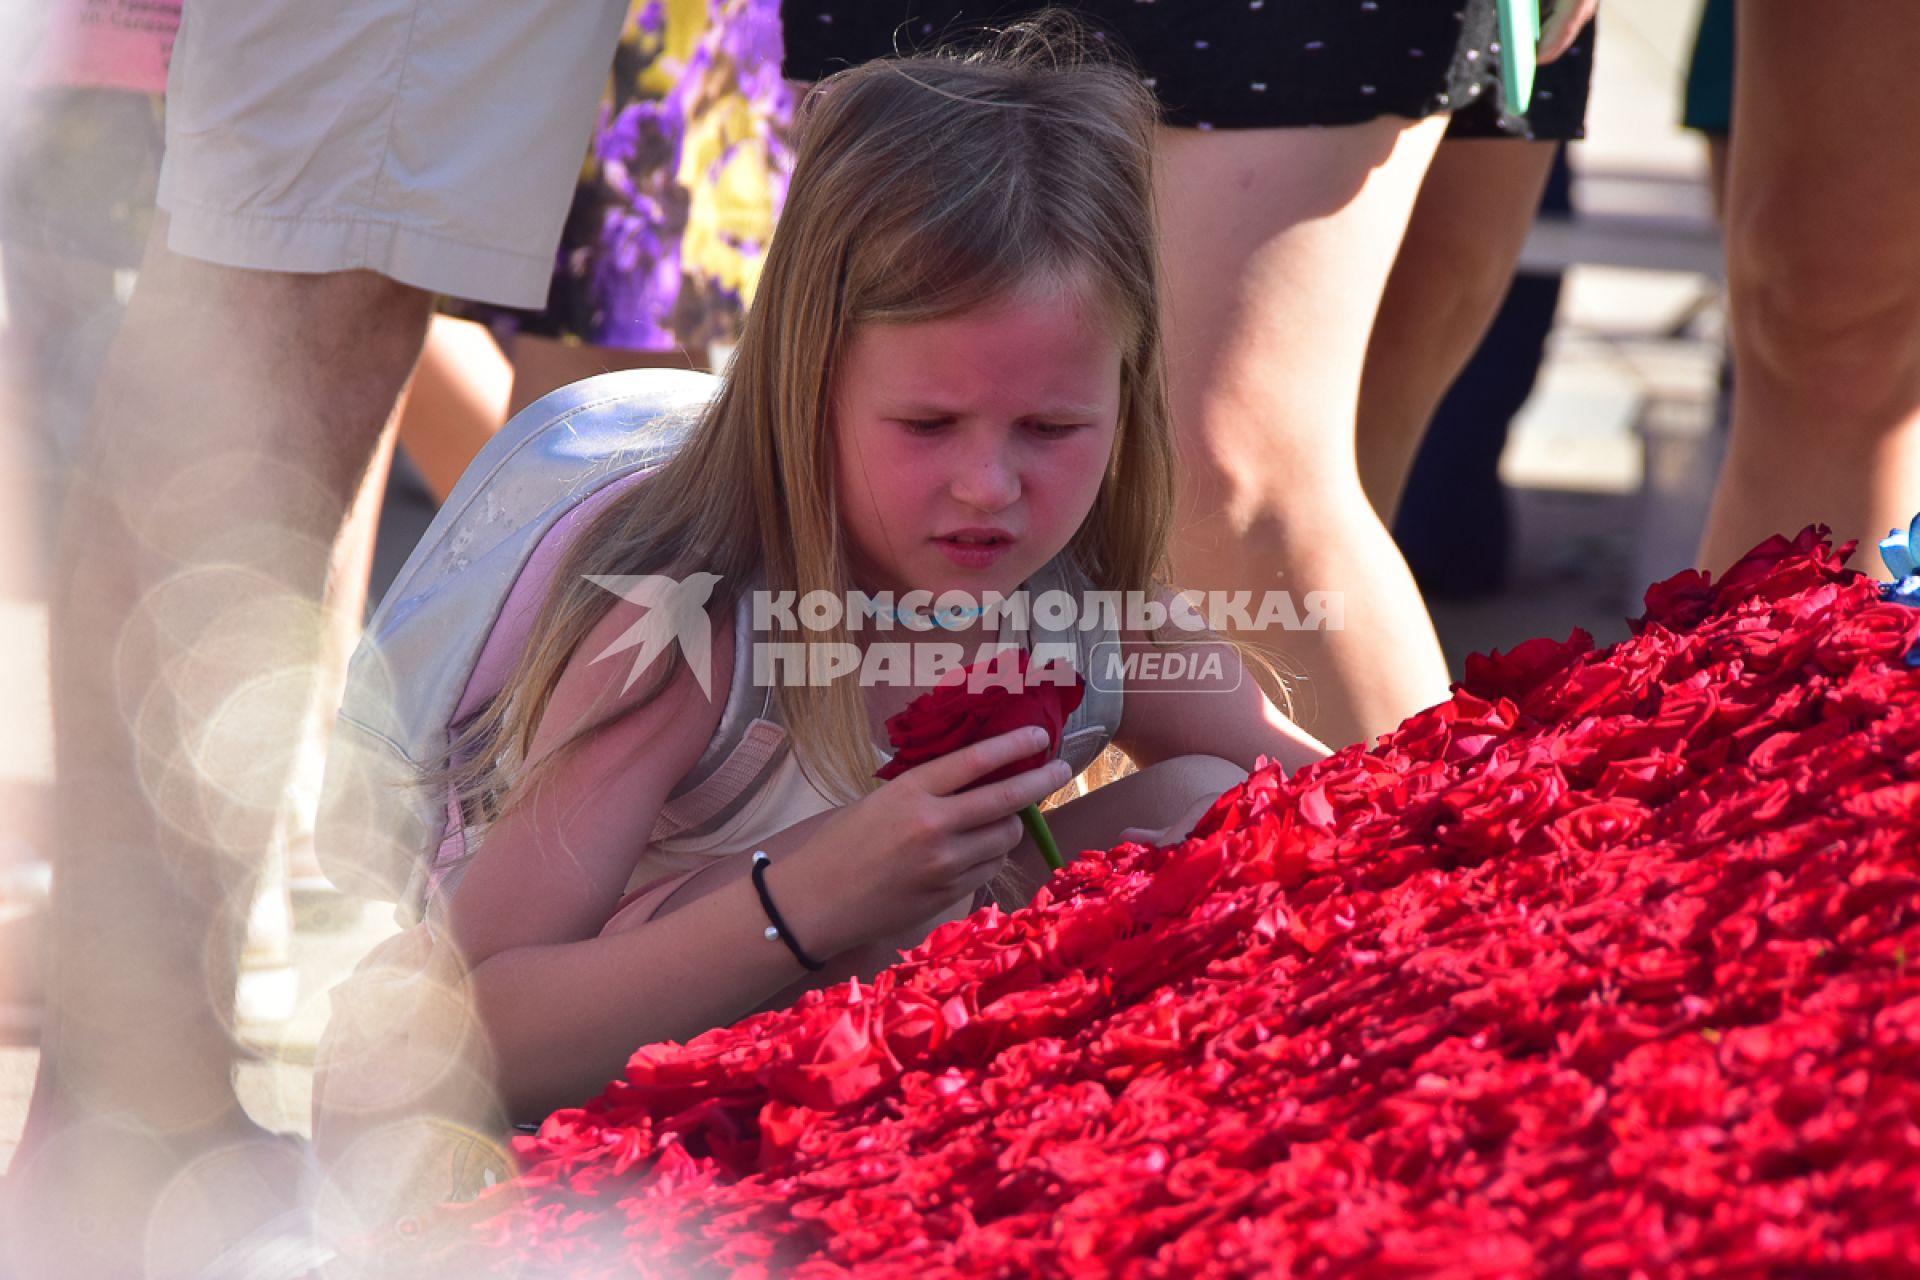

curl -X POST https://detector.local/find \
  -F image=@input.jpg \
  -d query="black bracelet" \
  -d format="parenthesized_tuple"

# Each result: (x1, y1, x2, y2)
(750, 851, 825, 972)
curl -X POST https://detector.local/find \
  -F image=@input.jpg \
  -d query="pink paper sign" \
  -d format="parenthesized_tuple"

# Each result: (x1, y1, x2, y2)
(26, 0, 182, 95)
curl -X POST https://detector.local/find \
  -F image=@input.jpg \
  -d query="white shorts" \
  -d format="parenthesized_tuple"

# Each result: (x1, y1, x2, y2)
(156, 0, 629, 308)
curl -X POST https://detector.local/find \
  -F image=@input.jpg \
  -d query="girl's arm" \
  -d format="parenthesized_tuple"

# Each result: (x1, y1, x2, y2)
(461, 823, 872, 1120)
(444, 598, 872, 1119)
(1110, 591, 1333, 775)
(988, 595, 1336, 905)
(443, 596, 1064, 1121)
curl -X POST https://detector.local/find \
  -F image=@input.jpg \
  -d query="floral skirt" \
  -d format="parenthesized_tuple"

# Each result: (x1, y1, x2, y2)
(447, 0, 793, 351)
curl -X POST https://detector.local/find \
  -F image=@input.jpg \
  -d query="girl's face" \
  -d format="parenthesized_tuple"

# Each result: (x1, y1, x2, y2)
(833, 283, 1123, 607)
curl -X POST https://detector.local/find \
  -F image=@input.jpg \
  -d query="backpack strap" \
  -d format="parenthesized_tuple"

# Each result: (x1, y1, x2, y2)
(1023, 554, 1127, 776)
(648, 578, 790, 844)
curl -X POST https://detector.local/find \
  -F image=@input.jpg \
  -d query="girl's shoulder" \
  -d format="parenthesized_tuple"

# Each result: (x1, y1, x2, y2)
(535, 570, 739, 776)
(441, 565, 742, 962)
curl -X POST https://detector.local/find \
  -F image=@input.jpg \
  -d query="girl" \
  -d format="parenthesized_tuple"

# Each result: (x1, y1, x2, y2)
(410, 20, 1328, 1125)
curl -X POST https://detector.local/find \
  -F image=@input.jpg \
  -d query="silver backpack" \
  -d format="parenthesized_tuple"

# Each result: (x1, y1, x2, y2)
(316, 369, 721, 916)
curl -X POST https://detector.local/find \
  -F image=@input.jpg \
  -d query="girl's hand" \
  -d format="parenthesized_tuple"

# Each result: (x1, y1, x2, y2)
(799, 726, 1070, 951)
(1538, 0, 1598, 64)
(1117, 790, 1221, 850)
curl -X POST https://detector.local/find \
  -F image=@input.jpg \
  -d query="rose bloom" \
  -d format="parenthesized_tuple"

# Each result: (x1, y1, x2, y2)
(875, 648, 1084, 786)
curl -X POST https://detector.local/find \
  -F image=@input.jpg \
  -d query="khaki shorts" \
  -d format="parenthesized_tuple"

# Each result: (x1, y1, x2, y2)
(156, 0, 629, 308)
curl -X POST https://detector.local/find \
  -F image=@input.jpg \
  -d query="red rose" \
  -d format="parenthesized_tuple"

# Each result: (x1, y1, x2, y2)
(1461, 629, 1595, 703)
(1813, 602, 1920, 673)
(874, 648, 1085, 786)
(1711, 523, 1855, 608)
(1638, 567, 1715, 632)
(1548, 799, 1649, 852)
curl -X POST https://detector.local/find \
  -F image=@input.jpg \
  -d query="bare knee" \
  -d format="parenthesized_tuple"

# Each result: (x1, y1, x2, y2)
(1726, 187, 1920, 427)
(1159, 752, 1249, 782)
(1140, 753, 1249, 805)
(1382, 231, 1519, 364)
(1183, 446, 1368, 551)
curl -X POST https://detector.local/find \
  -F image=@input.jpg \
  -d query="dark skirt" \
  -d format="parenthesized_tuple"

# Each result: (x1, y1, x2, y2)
(782, 1, 1593, 140)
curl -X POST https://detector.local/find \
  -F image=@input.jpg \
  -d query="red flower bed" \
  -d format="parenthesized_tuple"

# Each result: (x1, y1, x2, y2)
(437, 528, 1920, 1276)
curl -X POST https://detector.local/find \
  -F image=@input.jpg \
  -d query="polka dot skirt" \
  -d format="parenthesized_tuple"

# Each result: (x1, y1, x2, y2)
(782, 0, 1593, 140)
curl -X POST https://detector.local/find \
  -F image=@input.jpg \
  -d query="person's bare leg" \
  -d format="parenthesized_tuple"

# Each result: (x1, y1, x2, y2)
(1356, 140, 1559, 521)
(1699, 3, 1920, 574)
(8, 219, 430, 1277)
(271, 396, 399, 904)
(0, 257, 59, 1023)
(1158, 118, 1452, 750)
(395, 314, 513, 503)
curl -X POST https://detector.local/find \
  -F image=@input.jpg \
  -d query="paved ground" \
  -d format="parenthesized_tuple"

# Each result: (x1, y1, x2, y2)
(0, 0, 1723, 1172)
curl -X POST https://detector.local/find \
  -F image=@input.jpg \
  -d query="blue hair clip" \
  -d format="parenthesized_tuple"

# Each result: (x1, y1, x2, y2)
(1878, 512, 1920, 665)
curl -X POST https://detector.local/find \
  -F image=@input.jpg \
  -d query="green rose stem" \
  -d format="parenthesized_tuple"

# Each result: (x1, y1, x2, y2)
(1021, 803, 1065, 872)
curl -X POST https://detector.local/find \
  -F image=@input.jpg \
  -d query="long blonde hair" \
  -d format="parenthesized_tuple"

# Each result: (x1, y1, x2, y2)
(446, 13, 1176, 830)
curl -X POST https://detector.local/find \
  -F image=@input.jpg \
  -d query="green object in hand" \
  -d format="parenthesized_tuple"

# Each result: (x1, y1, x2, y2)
(1020, 804, 1065, 873)
(1498, 0, 1541, 117)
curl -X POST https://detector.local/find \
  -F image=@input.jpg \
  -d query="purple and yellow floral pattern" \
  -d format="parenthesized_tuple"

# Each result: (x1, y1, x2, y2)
(467, 0, 793, 353)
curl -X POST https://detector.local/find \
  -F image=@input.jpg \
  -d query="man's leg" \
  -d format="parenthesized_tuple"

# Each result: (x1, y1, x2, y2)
(8, 219, 429, 1277)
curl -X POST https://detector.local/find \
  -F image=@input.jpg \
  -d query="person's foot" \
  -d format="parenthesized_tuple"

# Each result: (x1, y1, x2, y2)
(3, 1108, 317, 1279)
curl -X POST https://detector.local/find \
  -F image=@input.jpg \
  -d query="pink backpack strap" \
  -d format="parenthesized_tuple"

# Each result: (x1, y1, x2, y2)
(419, 472, 657, 912)
(453, 470, 654, 726)
(650, 719, 789, 843)
(648, 578, 789, 843)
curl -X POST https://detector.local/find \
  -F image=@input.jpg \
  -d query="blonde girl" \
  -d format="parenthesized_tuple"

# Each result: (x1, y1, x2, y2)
(390, 19, 1327, 1127)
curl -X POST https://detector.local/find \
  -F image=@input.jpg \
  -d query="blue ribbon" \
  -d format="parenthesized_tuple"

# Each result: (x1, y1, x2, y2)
(1878, 513, 1920, 665)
